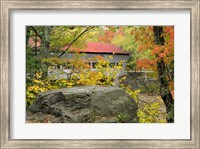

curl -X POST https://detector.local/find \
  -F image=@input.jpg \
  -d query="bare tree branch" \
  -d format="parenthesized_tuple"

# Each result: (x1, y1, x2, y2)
(57, 26, 95, 58)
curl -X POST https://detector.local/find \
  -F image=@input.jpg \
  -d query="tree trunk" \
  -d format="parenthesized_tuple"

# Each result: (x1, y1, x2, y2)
(166, 64, 172, 81)
(153, 26, 174, 123)
(34, 33, 38, 77)
(26, 27, 32, 79)
(42, 26, 51, 78)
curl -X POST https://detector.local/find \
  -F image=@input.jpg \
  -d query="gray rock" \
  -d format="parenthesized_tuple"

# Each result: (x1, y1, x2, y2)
(27, 86, 138, 123)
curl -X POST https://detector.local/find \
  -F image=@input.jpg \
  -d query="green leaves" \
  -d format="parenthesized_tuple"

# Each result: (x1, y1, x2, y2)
(50, 26, 96, 51)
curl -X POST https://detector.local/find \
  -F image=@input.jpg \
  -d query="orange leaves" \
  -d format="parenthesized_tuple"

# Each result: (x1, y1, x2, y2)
(138, 45, 144, 52)
(168, 81, 174, 91)
(132, 27, 154, 52)
(170, 31, 174, 40)
(94, 55, 105, 62)
(170, 90, 174, 100)
(164, 26, 174, 40)
(98, 30, 114, 43)
(148, 26, 153, 32)
(131, 26, 174, 73)
(163, 26, 174, 55)
(168, 81, 174, 100)
(159, 53, 165, 58)
(152, 45, 160, 55)
(136, 59, 156, 70)
(152, 46, 167, 59)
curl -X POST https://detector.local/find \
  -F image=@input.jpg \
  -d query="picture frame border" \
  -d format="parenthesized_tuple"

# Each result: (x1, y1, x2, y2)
(1, 0, 199, 148)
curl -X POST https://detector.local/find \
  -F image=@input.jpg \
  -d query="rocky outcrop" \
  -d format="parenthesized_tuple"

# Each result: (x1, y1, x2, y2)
(27, 86, 138, 123)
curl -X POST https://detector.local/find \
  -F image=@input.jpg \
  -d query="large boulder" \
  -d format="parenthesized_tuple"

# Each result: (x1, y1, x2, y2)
(27, 86, 138, 123)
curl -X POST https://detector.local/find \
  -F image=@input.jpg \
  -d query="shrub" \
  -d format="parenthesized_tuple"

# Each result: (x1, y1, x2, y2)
(137, 101, 166, 123)
(124, 86, 166, 123)
(26, 55, 123, 108)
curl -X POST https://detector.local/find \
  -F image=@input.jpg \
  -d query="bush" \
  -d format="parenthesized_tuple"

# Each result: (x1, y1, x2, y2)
(26, 55, 123, 108)
(137, 101, 166, 123)
(124, 86, 166, 123)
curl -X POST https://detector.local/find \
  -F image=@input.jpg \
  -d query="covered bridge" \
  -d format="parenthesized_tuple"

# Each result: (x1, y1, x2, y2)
(49, 42, 130, 77)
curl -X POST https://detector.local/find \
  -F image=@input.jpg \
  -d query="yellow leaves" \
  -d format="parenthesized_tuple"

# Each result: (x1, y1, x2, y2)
(28, 85, 40, 94)
(137, 100, 167, 123)
(120, 84, 125, 88)
(35, 71, 42, 79)
(125, 86, 140, 102)
(26, 91, 35, 99)
(33, 79, 44, 86)
(119, 76, 126, 82)
(39, 87, 47, 92)
(71, 56, 122, 86)
(27, 53, 123, 107)
(33, 79, 40, 83)
(108, 55, 113, 59)
(120, 86, 166, 123)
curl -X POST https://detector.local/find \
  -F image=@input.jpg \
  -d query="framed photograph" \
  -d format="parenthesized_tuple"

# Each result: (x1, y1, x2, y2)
(1, 0, 199, 148)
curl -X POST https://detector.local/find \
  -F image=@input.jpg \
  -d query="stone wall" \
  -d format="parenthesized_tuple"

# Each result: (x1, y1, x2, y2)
(119, 72, 159, 90)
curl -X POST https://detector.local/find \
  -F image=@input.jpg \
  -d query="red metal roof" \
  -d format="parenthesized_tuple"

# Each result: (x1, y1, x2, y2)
(69, 42, 129, 55)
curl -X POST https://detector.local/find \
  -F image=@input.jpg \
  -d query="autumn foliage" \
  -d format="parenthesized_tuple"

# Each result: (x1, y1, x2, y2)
(130, 26, 174, 71)
(26, 54, 123, 107)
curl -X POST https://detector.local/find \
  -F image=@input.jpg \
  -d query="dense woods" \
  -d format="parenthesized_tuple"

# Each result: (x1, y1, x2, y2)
(26, 26, 174, 123)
